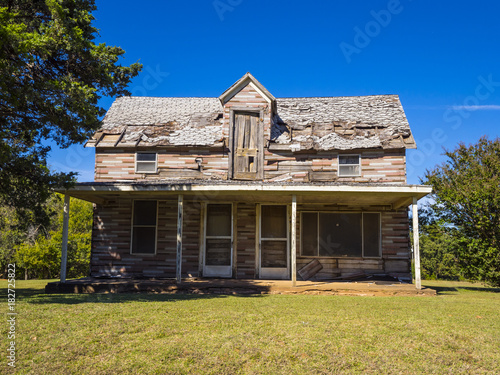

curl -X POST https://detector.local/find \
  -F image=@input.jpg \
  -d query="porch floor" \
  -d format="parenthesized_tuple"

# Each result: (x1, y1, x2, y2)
(45, 277, 436, 296)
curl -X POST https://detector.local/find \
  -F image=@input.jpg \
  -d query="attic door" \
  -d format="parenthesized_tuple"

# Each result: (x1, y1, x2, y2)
(232, 111, 260, 180)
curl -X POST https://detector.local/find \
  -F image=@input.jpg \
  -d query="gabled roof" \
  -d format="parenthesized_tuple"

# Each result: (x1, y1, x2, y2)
(272, 95, 415, 150)
(86, 74, 416, 150)
(219, 72, 276, 105)
(87, 97, 224, 147)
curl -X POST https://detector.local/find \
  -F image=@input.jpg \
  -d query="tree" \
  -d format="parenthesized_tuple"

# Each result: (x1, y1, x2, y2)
(14, 193, 93, 279)
(414, 206, 462, 280)
(0, 204, 26, 277)
(0, 0, 141, 224)
(424, 137, 500, 286)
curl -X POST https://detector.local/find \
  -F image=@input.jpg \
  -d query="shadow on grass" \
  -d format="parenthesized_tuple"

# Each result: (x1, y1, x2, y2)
(430, 285, 500, 295)
(1, 287, 267, 305)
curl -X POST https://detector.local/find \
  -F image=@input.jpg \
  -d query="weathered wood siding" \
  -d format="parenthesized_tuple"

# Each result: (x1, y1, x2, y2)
(90, 197, 411, 280)
(263, 149, 406, 183)
(91, 198, 200, 278)
(235, 202, 257, 279)
(95, 148, 406, 183)
(296, 205, 410, 280)
(181, 200, 202, 277)
(95, 149, 228, 181)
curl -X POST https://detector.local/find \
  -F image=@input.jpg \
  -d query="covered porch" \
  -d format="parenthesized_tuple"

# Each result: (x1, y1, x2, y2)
(56, 181, 432, 289)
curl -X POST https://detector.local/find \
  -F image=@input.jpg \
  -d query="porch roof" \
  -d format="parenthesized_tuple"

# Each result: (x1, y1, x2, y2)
(56, 181, 432, 209)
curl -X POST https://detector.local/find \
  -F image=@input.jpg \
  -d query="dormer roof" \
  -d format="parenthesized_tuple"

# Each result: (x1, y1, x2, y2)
(219, 72, 276, 105)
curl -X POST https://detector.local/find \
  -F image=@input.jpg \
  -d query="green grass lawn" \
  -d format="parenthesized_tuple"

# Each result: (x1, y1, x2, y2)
(1, 279, 499, 374)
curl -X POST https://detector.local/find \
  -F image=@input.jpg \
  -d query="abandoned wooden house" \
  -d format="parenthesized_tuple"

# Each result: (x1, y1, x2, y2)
(58, 72, 431, 287)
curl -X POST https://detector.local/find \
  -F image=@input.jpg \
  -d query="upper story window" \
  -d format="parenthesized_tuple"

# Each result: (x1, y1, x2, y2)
(136, 152, 157, 173)
(338, 155, 361, 177)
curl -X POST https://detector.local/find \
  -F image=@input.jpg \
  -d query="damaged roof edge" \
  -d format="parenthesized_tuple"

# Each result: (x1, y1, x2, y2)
(91, 82, 416, 150)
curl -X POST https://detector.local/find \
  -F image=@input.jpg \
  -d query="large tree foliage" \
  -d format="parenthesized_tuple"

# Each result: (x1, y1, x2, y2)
(0, 0, 141, 223)
(8, 193, 93, 279)
(424, 137, 500, 286)
(414, 206, 462, 280)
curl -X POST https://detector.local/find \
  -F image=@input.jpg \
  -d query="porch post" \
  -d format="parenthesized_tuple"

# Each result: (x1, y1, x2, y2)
(291, 195, 297, 287)
(60, 194, 70, 283)
(176, 194, 184, 284)
(412, 197, 421, 290)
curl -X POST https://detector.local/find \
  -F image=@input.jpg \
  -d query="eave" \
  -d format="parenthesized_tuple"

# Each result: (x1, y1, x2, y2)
(55, 182, 432, 209)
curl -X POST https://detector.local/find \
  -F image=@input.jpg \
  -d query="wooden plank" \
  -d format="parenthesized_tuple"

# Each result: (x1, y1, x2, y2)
(234, 171, 259, 180)
(310, 172, 338, 181)
(261, 240, 287, 267)
(236, 149, 257, 157)
(412, 197, 421, 289)
(249, 114, 257, 149)
(298, 259, 323, 281)
(291, 195, 297, 286)
(158, 170, 203, 178)
(232, 203, 238, 279)
(176, 194, 183, 284)
(198, 202, 205, 276)
(257, 110, 264, 180)
(255, 203, 261, 279)
(392, 196, 413, 210)
(205, 239, 231, 265)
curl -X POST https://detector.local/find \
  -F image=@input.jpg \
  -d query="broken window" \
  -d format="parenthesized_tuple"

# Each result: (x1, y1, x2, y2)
(131, 200, 157, 254)
(338, 154, 360, 177)
(300, 212, 380, 257)
(136, 152, 157, 173)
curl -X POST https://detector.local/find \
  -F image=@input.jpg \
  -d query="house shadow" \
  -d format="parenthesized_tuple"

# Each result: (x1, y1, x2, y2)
(429, 284, 500, 295)
(15, 277, 275, 304)
(21, 290, 265, 305)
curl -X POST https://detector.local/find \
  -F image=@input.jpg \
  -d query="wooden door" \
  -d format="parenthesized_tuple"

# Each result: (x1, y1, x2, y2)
(232, 112, 260, 180)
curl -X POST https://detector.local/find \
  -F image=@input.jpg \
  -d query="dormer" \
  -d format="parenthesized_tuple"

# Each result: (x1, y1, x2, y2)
(219, 73, 276, 180)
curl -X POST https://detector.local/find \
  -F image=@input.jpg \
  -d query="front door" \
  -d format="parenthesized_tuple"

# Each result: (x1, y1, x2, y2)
(203, 204, 233, 277)
(259, 205, 290, 279)
(232, 111, 260, 180)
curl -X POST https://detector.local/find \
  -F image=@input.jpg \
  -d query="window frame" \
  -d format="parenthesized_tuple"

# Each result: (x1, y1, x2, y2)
(130, 200, 158, 255)
(135, 152, 158, 174)
(338, 154, 361, 177)
(299, 211, 381, 258)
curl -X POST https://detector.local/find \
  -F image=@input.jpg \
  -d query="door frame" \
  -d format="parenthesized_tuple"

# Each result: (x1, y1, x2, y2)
(228, 107, 264, 180)
(257, 204, 290, 280)
(202, 203, 234, 278)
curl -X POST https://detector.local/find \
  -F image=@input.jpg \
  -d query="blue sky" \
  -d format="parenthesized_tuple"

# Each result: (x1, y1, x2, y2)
(48, 0, 500, 184)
